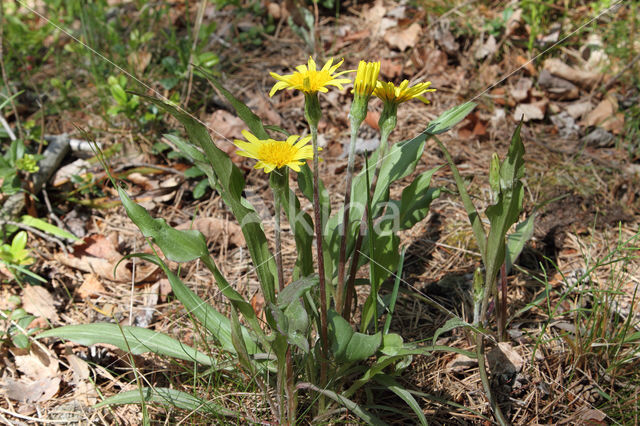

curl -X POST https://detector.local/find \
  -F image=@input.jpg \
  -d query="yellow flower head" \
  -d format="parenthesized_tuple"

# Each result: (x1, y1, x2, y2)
(352, 60, 381, 97)
(235, 130, 315, 173)
(374, 80, 436, 105)
(269, 57, 352, 97)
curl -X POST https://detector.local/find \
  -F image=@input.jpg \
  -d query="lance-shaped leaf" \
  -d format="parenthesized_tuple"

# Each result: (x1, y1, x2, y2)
(122, 253, 258, 355)
(484, 121, 525, 290)
(118, 188, 208, 263)
(38, 324, 215, 365)
(138, 94, 278, 305)
(95, 387, 236, 418)
(425, 101, 477, 135)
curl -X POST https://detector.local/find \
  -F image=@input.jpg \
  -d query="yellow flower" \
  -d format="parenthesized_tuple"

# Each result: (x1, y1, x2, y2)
(235, 130, 315, 173)
(374, 80, 436, 105)
(352, 60, 380, 97)
(269, 57, 351, 96)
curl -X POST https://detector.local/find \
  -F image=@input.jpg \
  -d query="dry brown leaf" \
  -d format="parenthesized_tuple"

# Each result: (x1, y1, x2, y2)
(1, 377, 61, 403)
(13, 347, 59, 380)
(505, 8, 523, 37)
(176, 217, 245, 247)
(56, 253, 158, 283)
(380, 58, 403, 79)
(447, 353, 477, 373)
(206, 109, 245, 162)
(515, 55, 537, 76)
(513, 100, 547, 122)
(584, 96, 625, 133)
(127, 172, 157, 191)
(384, 23, 421, 52)
(475, 34, 497, 60)
(247, 96, 282, 127)
(77, 274, 106, 299)
(65, 350, 98, 405)
(544, 58, 600, 88)
(127, 50, 152, 74)
(77, 234, 121, 261)
(365, 110, 380, 131)
(22, 285, 59, 322)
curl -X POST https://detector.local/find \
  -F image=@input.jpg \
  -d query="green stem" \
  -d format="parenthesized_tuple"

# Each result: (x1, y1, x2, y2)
(343, 120, 391, 320)
(336, 117, 363, 314)
(476, 333, 510, 426)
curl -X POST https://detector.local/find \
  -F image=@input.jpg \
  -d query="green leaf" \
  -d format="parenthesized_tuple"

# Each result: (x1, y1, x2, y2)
(298, 383, 387, 426)
(277, 275, 318, 308)
(192, 179, 210, 199)
(484, 121, 525, 289)
(20, 215, 80, 242)
(118, 188, 208, 263)
(380, 333, 404, 356)
(345, 330, 381, 363)
(374, 375, 427, 426)
(230, 304, 258, 372)
(139, 95, 277, 305)
(123, 253, 258, 355)
(432, 317, 472, 345)
(11, 231, 27, 253)
(328, 309, 353, 361)
(94, 387, 236, 417)
(505, 214, 535, 275)
(38, 323, 215, 365)
(397, 167, 441, 230)
(425, 102, 477, 135)
(197, 67, 269, 140)
(283, 299, 309, 352)
(328, 310, 381, 362)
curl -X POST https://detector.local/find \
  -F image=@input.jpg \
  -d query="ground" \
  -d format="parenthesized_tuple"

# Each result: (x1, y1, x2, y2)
(1, 0, 639, 424)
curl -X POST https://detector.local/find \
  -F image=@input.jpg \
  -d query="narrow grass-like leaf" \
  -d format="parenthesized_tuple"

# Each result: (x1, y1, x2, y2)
(374, 375, 427, 426)
(297, 383, 387, 426)
(432, 317, 473, 345)
(121, 253, 257, 355)
(94, 387, 236, 417)
(383, 249, 406, 335)
(20, 215, 80, 241)
(38, 323, 215, 365)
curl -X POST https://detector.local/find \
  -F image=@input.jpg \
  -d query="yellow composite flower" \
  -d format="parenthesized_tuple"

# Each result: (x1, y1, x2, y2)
(235, 130, 315, 173)
(269, 57, 352, 97)
(374, 80, 436, 105)
(352, 60, 380, 97)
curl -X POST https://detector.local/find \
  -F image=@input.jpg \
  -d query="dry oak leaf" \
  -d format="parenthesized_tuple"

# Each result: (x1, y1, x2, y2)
(584, 95, 625, 134)
(510, 77, 533, 102)
(2, 347, 61, 404)
(77, 274, 106, 299)
(384, 23, 421, 52)
(1, 376, 61, 403)
(176, 217, 245, 247)
(487, 342, 524, 376)
(22, 285, 59, 322)
(55, 253, 158, 283)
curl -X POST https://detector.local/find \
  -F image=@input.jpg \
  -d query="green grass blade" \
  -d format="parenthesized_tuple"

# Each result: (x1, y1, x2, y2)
(374, 375, 428, 426)
(20, 215, 80, 241)
(94, 387, 236, 417)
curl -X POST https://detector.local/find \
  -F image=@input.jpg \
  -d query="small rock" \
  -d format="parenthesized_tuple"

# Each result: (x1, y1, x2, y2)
(487, 342, 524, 376)
(550, 111, 580, 138)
